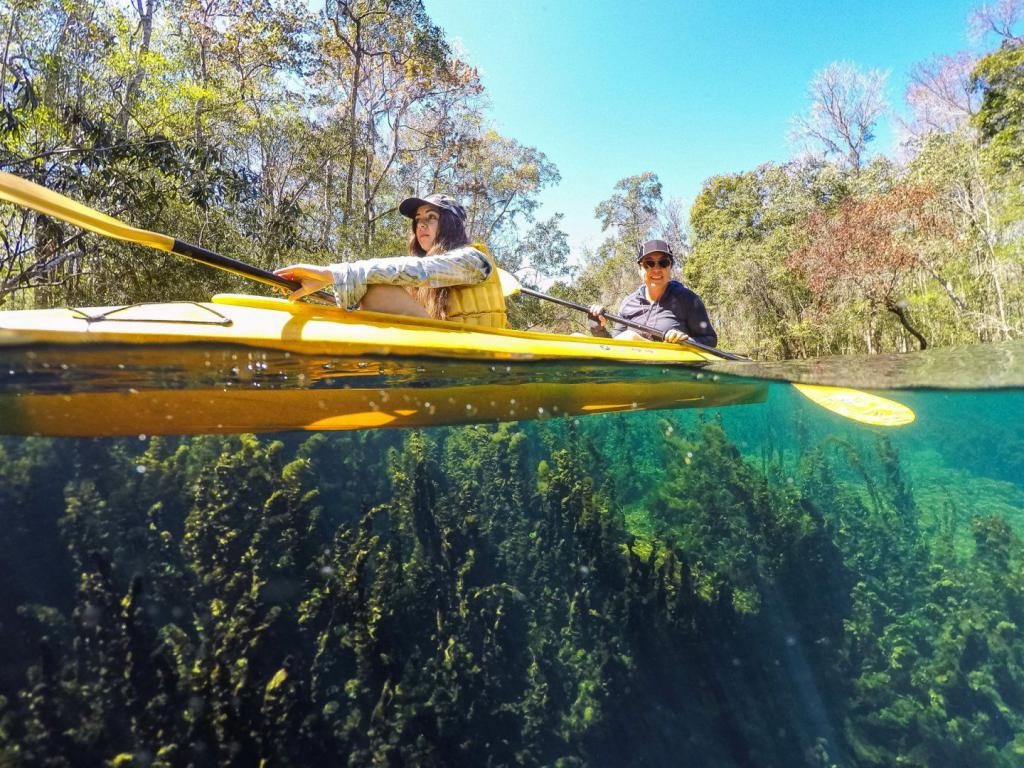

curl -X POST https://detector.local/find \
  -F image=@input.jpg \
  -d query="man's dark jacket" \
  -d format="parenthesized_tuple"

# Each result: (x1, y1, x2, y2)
(590, 280, 718, 347)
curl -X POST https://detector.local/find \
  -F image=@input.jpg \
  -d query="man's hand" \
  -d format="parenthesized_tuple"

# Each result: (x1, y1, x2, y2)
(664, 329, 689, 344)
(588, 303, 606, 328)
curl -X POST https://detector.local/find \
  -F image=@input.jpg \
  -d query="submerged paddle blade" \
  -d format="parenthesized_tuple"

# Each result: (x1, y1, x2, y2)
(0, 172, 175, 252)
(793, 384, 915, 427)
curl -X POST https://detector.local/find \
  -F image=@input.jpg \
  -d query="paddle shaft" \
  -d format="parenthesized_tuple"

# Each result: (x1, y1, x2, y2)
(170, 239, 335, 304)
(517, 285, 749, 362)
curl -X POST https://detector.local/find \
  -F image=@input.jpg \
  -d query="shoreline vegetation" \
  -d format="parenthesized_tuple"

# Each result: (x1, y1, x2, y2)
(0, 1, 1020, 358)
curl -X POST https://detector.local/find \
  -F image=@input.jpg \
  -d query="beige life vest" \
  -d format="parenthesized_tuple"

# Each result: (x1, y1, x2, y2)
(445, 243, 508, 329)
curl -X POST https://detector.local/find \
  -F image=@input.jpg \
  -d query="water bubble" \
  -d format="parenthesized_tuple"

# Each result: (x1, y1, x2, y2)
(136, 464, 147, 474)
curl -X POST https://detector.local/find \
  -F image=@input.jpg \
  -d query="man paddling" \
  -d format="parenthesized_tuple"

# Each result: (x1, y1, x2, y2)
(588, 239, 717, 347)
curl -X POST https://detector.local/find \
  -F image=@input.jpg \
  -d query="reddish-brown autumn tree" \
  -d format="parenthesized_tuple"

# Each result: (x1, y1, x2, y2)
(791, 185, 952, 350)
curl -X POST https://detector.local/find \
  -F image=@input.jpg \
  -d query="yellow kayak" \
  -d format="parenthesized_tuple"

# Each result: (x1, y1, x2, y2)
(0, 293, 718, 364)
(0, 294, 768, 436)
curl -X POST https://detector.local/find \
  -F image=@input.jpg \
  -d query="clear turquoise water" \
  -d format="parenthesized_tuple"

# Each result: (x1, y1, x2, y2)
(1, 340, 1022, 766)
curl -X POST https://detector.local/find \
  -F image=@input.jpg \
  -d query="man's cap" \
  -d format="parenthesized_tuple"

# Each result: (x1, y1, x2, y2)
(637, 238, 674, 262)
(399, 193, 467, 222)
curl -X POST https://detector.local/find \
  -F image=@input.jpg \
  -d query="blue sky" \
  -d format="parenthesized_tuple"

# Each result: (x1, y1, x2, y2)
(423, 0, 985, 258)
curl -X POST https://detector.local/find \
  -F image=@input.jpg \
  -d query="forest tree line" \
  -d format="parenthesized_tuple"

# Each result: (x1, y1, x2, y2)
(0, 0, 1022, 358)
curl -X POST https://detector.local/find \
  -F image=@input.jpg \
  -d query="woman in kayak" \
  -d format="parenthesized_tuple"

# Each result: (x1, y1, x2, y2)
(588, 239, 717, 346)
(274, 194, 506, 327)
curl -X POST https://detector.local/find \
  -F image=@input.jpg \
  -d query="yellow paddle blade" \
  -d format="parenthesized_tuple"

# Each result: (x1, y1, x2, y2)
(793, 384, 915, 427)
(497, 268, 523, 298)
(0, 172, 175, 252)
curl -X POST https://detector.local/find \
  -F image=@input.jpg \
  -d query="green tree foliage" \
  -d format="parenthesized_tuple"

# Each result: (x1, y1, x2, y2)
(688, 162, 843, 356)
(971, 39, 1024, 170)
(0, 0, 562, 312)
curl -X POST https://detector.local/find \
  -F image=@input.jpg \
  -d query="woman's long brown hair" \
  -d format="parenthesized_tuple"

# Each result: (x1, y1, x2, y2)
(407, 208, 470, 320)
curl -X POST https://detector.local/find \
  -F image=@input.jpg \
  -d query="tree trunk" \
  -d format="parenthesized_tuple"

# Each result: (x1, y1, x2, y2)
(342, 41, 362, 228)
(0, 8, 17, 104)
(886, 299, 928, 350)
(118, 0, 156, 137)
(971, 153, 1010, 338)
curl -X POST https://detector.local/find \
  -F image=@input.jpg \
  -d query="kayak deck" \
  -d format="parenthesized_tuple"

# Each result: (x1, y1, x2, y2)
(0, 293, 717, 365)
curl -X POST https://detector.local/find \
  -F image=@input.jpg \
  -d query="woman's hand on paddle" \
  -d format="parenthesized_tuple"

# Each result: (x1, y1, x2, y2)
(588, 304, 606, 328)
(273, 264, 332, 301)
(664, 329, 689, 344)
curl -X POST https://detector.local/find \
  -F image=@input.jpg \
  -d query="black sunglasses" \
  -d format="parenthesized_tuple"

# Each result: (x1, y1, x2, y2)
(641, 258, 672, 270)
